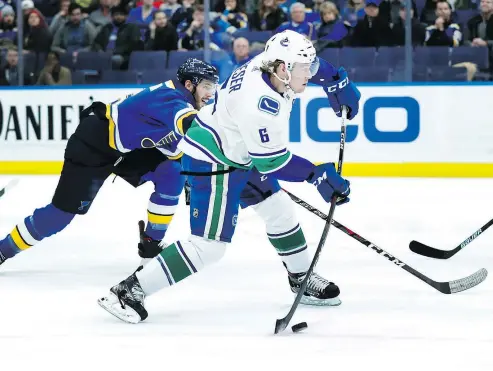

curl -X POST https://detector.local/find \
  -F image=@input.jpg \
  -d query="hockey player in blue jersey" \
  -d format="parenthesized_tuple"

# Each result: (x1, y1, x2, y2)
(0, 58, 219, 267)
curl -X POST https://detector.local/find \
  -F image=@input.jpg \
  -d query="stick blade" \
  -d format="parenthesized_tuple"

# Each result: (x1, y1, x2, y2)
(445, 268, 488, 294)
(274, 318, 288, 334)
(409, 240, 454, 259)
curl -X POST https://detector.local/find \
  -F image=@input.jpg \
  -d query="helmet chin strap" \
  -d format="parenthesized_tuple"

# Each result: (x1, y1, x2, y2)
(273, 69, 297, 97)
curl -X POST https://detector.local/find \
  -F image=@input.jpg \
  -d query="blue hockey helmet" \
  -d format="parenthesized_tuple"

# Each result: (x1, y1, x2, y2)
(177, 58, 219, 87)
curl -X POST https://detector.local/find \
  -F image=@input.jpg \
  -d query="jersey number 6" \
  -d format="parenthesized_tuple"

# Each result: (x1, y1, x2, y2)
(259, 128, 270, 143)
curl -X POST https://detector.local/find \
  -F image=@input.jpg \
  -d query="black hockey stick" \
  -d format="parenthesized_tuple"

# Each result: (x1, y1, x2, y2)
(409, 219, 493, 259)
(274, 107, 348, 335)
(0, 179, 19, 199)
(284, 189, 488, 294)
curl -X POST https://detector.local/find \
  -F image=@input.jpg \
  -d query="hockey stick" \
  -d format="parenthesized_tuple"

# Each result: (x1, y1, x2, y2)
(284, 189, 488, 294)
(0, 179, 19, 199)
(274, 106, 348, 335)
(409, 219, 493, 259)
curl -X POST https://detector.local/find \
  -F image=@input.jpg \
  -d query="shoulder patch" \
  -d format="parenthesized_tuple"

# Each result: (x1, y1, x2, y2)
(258, 96, 280, 116)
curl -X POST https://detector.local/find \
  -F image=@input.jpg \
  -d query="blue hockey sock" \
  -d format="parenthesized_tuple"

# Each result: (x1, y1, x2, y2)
(0, 203, 75, 259)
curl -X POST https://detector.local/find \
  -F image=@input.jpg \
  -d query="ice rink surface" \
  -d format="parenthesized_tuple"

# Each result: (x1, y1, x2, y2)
(1, 175, 492, 371)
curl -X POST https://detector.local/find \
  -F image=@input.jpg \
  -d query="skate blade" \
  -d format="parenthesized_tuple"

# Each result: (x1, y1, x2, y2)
(98, 293, 142, 324)
(299, 295, 342, 307)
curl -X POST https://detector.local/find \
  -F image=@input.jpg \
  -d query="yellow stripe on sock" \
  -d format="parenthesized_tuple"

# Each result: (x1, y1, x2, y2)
(10, 226, 32, 250)
(147, 211, 173, 225)
(106, 104, 117, 150)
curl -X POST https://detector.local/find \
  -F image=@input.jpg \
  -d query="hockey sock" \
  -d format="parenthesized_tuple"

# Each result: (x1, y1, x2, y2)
(268, 223, 310, 273)
(145, 192, 180, 240)
(0, 203, 75, 259)
(136, 236, 226, 295)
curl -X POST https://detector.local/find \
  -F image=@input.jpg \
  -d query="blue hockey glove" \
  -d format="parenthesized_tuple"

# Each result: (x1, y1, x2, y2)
(323, 67, 361, 120)
(306, 163, 350, 205)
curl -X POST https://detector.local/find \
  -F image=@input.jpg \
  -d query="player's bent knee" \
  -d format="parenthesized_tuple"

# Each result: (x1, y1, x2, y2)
(189, 235, 227, 267)
(32, 204, 76, 238)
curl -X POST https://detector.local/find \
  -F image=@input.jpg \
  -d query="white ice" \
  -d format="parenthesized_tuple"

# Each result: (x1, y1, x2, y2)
(1, 175, 492, 371)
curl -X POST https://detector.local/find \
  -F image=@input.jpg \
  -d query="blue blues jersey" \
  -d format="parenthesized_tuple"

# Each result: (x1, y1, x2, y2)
(106, 79, 198, 159)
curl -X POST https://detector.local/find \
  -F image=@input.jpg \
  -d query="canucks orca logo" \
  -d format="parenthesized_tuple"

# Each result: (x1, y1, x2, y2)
(280, 37, 289, 47)
(258, 96, 280, 116)
(78, 201, 91, 211)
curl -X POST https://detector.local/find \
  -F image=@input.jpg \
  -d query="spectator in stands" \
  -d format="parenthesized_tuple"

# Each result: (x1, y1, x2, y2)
(379, 0, 418, 26)
(177, 4, 213, 50)
(425, 0, 462, 46)
(21, 0, 35, 16)
(350, 0, 393, 46)
(216, 0, 249, 32)
(52, 3, 97, 55)
(464, 0, 493, 47)
(36, 51, 72, 85)
(128, 0, 157, 26)
(0, 0, 14, 14)
(49, 0, 71, 36)
(215, 36, 251, 80)
(312, 0, 326, 12)
(171, 0, 194, 26)
(276, 2, 315, 39)
(231, 36, 251, 65)
(145, 10, 178, 50)
(316, 1, 345, 47)
(160, 0, 181, 19)
(92, 4, 141, 69)
(74, 0, 100, 15)
(420, 0, 451, 25)
(391, 1, 425, 45)
(24, 9, 52, 53)
(0, 47, 32, 85)
(340, 0, 366, 27)
(250, 0, 287, 31)
(0, 5, 17, 48)
(89, 0, 113, 31)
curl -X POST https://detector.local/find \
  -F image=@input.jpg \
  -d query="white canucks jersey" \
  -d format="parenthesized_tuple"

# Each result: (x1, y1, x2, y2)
(178, 53, 295, 174)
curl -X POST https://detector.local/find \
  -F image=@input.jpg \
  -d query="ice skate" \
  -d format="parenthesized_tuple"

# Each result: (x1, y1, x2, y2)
(288, 271, 342, 306)
(98, 273, 148, 324)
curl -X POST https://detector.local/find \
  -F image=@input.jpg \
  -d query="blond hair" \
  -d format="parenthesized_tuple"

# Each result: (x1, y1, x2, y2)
(320, 1, 339, 16)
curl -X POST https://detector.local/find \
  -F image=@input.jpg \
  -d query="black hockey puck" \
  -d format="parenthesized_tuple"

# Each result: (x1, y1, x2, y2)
(291, 322, 308, 333)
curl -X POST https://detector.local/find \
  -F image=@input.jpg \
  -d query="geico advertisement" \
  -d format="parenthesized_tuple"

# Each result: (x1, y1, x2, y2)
(290, 85, 493, 163)
(0, 85, 492, 162)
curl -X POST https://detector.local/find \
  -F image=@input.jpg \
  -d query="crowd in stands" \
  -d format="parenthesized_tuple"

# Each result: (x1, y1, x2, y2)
(0, 0, 491, 85)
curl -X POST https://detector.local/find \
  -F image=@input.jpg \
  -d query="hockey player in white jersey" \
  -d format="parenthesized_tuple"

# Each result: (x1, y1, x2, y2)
(98, 30, 361, 323)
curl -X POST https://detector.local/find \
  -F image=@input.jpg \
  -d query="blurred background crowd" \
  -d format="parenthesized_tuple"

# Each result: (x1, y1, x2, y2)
(0, 0, 491, 85)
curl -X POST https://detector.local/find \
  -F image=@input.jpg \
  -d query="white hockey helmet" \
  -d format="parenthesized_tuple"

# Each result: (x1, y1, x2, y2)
(262, 30, 319, 79)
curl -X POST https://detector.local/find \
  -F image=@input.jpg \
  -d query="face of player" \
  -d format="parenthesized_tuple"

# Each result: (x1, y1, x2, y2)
(194, 79, 216, 108)
(288, 59, 319, 94)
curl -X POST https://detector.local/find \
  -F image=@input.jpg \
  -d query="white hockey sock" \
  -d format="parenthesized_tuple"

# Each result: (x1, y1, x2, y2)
(252, 191, 310, 273)
(136, 236, 227, 295)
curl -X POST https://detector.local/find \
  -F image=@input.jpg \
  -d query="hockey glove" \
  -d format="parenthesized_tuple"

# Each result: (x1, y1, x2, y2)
(307, 163, 350, 205)
(323, 67, 361, 120)
(137, 220, 163, 259)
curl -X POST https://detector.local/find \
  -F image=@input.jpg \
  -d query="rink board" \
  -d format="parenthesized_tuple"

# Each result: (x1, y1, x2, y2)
(0, 82, 492, 177)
